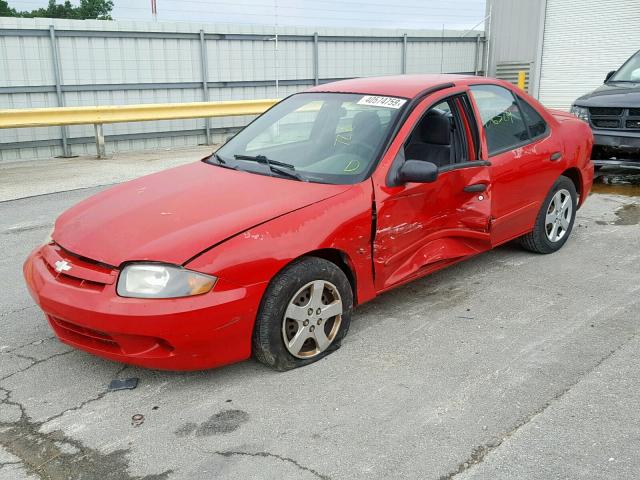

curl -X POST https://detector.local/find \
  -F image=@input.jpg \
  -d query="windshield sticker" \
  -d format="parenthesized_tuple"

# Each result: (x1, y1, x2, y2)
(357, 95, 407, 109)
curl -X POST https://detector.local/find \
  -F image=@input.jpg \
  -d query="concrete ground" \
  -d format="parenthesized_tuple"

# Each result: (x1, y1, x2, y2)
(0, 146, 214, 202)
(1, 149, 639, 479)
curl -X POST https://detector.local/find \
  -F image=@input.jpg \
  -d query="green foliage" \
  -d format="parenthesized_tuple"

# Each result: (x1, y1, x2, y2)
(1, 0, 114, 20)
(0, 0, 18, 16)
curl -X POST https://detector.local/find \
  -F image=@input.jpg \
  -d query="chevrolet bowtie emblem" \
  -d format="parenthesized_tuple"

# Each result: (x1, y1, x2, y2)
(54, 260, 71, 273)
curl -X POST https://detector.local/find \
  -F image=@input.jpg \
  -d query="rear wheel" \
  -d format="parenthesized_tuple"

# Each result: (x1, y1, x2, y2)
(519, 176, 577, 254)
(253, 257, 353, 371)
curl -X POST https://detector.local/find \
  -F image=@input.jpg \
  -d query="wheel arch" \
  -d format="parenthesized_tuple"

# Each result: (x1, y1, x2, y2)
(560, 167, 583, 206)
(298, 248, 359, 306)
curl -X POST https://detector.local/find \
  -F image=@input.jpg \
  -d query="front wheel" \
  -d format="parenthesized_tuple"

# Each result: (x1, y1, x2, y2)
(519, 176, 578, 254)
(253, 257, 353, 371)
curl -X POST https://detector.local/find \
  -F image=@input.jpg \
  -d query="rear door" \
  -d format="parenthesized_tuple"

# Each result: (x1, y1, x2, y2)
(372, 87, 493, 291)
(468, 84, 564, 245)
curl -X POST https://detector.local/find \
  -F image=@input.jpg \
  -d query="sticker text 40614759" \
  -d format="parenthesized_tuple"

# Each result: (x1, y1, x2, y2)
(357, 95, 407, 109)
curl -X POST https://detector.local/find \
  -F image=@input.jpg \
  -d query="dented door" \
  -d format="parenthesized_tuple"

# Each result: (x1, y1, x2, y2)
(373, 165, 492, 291)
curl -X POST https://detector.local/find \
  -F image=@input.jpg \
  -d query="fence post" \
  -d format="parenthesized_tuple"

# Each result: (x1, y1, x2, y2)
(313, 32, 319, 86)
(474, 34, 481, 75)
(401, 33, 407, 74)
(199, 30, 212, 145)
(48, 25, 71, 157)
(94, 124, 106, 158)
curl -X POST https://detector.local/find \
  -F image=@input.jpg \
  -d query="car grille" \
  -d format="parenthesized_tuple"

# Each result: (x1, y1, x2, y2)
(589, 107, 640, 130)
(42, 243, 117, 290)
(592, 119, 620, 128)
(50, 316, 122, 353)
(589, 107, 623, 116)
(49, 315, 176, 358)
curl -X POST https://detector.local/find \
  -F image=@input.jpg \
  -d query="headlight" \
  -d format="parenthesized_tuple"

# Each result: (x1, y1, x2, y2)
(117, 264, 217, 299)
(570, 105, 589, 122)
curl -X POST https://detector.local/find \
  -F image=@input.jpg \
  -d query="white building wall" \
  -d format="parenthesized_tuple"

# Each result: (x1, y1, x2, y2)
(538, 0, 640, 110)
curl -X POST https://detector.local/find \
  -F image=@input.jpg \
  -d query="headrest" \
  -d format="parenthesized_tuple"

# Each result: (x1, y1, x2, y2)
(420, 110, 451, 146)
(351, 111, 382, 142)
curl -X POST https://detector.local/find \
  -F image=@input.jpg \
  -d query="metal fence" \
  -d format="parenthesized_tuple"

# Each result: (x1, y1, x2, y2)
(0, 18, 485, 163)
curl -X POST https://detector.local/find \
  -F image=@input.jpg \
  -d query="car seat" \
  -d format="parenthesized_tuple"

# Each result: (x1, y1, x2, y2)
(405, 110, 452, 167)
(347, 111, 383, 157)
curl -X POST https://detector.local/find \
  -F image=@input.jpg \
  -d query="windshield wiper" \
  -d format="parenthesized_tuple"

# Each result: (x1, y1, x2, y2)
(267, 164, 307, 181)
(207, 153, 238, 170)
(233, 154, 306, 181)
(233, 154, 296, 170)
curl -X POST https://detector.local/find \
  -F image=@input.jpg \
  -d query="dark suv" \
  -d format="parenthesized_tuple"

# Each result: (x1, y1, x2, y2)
(571, 49, 640, 170)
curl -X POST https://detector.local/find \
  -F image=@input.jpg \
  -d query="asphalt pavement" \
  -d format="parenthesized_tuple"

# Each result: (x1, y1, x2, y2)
(1, 163, 639, 480)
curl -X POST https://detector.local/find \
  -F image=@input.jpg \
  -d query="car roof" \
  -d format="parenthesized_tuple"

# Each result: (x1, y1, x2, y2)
(306, 74, 501, 99)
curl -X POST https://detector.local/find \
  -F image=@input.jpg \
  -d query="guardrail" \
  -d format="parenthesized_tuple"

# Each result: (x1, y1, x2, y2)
(0, 99, 279, 158)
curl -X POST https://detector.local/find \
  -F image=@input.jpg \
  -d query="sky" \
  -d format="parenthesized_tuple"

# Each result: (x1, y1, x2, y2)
(7, 0, 487, 30)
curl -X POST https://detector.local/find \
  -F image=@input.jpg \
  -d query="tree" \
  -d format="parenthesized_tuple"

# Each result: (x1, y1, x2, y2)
(0, 0, 17, 16)
(1, 0, 114, 20)
(76, 0, 113, 19)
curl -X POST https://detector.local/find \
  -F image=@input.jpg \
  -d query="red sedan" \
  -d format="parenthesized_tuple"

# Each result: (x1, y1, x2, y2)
(23, 75, 594, 371)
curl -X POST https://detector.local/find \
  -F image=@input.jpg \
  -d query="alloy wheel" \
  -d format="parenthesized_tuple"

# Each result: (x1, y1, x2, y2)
(282, 280, 343, 359)
(545, 188, 572, 242)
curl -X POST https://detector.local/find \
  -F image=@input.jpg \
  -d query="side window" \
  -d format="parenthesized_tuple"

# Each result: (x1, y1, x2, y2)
(403, 96, 471, 168)
(518, 97, 547, 138)
(470, 85, 529, 155)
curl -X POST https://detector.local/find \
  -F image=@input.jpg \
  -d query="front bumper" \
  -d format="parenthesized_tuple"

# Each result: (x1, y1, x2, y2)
(592, 129, 640, 168)
(23, 245, 266, 370)
(593, 159, 640, 170)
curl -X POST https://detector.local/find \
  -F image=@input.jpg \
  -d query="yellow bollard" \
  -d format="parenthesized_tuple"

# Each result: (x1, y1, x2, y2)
(517, 71, 526, 91)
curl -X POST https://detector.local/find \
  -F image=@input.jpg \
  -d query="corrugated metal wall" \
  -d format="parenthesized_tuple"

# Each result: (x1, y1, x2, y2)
(485, 0, 543, 74)
(538, 0, 640, 110)
(485, 0, 544, 95)
(0, 18, 485, 163)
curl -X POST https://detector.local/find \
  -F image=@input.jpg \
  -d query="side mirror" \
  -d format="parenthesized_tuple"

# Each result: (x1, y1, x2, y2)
(397, 160, 438, 184)
(605, 70, 616, 82)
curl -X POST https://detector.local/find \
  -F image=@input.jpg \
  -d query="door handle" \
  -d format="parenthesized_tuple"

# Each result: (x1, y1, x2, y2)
(464, 183, 487, 193)
(550, 151, 562, 161)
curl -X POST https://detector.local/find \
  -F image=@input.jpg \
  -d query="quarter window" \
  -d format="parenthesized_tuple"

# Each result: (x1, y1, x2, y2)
(470, 85, 529, 155)
(518, 97, 547, 138)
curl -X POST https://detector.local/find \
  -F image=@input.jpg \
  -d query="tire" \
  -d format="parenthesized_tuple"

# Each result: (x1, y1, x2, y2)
(253, 257, 353, 371)
(519, 175, 578, 254)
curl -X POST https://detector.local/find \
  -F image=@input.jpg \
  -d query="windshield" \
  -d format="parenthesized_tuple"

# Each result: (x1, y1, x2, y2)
(610, 51, 640, 82)
(213, 92, 407, 184)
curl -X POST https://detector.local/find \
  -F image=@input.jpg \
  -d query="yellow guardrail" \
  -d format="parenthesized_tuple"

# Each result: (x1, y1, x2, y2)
(0, 99, 279, 128)
(0, 99, 279, 158)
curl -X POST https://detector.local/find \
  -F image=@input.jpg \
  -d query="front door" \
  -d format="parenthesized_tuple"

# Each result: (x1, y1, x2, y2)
(372, 89, 493, 292)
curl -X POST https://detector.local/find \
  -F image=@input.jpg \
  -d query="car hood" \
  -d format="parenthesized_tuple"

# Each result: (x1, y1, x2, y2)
(53, 161, 352, 267)
(575, 82, 640, 107)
